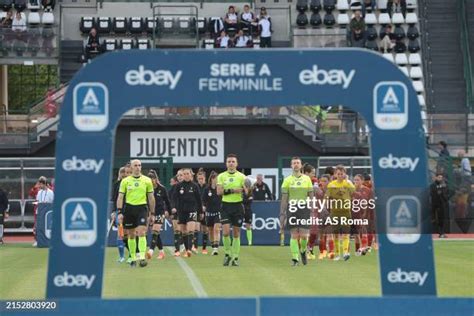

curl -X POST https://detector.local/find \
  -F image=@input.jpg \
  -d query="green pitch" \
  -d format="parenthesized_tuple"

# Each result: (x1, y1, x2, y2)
(1, 241, 473, 299)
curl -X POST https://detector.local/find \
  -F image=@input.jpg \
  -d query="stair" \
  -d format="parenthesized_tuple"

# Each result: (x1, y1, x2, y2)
(424, 0, 467, 113)
(60, 40, 84, 83)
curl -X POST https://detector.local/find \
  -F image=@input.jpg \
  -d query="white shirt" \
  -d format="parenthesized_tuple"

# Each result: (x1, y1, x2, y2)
(461, 158, 472, 175)
(36, 188, 54, 204)
(241, 12, 254, 23)
(258, 17, 271, 37)
(219, 36, 230, 48)
(235, 35, 249, 47)
(226, 13, 238, 23)
(12, 17, 26, 31)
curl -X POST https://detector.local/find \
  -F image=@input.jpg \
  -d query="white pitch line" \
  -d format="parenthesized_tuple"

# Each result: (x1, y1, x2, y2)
(167, 247, 208, 298)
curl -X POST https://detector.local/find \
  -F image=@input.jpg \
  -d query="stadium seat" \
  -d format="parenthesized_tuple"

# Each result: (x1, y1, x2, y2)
(349, 0, 361, 10)
(365, 40, 378, 51)
(41, 11, 54, 26)
(120, 38, 134, 50)
(406, 0, 417, 9)
(336, 0, 349, 11)
(27, 0, 40, 10)
(382, 53, 394, 63)
(28, 12, 41, 26)
(378, 13, 391, 25)
(323, 0, 336, 12)
(104, 38, 117, 52)
(395, 53, 408, 65)
(97, 17, 112, 34)
(296, 13, 309, 27)
(252, 39, 260, 49)
(366, 24, 377, 40)
(364, 13, 377, 25)
(204, 38, 215, 49)
(0, 38, 9, 56)
(13, 39, 27, 56)
(137, 38, 150, 50)
(323, 13, 335, 26)
(337, 13, 350, 27)
(13, 0, 27, 11)
(408, 38, 420, 52)
(178, 17, 191, 32)
(418, 94, 425, 106)
(413, 80, 424, 93)
(296, 0, 309, 13)
(80, 17, 95, 34)
(405, 12, 418, 24)
(392, 12, 404, 24)
(161, 17, 175, 33)
(0, 0, 13, 10)
(28, 30, 41, 56)
(407, 25, 419, 39)
(129, 17, 144, 34)
(310, 0, 322, 12)
(42, 26, 54, 38)
(399, 66, 409, 77)
(394, 25, 405, 40)
(209, 17, 224, 37)
(195, 17, 207, 34)
(409, 53, 421, 65)
(310, 13, 322, 27)
(394, 41, 406, 53)
(377, 0, 388, 10)
(145, 17, 159, 34)
(113, 17, 128, 34)
(0, 11, 5, 20)
(410, 66, 423, 79)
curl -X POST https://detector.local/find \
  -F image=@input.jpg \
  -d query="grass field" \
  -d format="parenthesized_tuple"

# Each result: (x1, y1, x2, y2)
(1, 241, 473, 299)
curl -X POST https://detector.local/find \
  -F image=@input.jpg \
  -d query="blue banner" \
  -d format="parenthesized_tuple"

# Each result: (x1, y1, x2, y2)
(36, 203, 54, 248)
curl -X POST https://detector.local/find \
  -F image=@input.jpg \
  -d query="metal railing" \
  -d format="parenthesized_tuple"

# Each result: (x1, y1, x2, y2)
(418, 0, 434, 111)
(458, 0, 474, 114)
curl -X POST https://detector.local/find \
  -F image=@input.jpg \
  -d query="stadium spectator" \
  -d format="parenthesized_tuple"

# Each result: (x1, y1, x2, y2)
(11, 11, 26, 32)
(28, 181, 40, 199)
(458, 151, 472, 177)
(0, 10, 13, 28)
(0, 187, 9, 245)
(216, 30, 231, 48)
(430, 173, 450, 238)
(224, 5, 239, 31)
(387, 0, 407, 18)
(34, 176, 54, 247)
(233, 29, 252, 48)
(84, 27, 101, 60)
(240, 4, 257, 35)
(348, 10, 366, 47)
(379, 24, 396, 53)
(252, 174, 274, 201)
(258, 7, 272, 48)
(361, 0, 376, 17)
(436, 141, 450, 176)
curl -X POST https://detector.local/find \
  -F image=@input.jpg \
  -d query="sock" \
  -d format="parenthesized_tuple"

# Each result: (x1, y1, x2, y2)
(280, 232, 285, 245)
(290, 238, 299, 261)
(183, 233, 189, 251)
(150, 231, 159, 251)
(329, 239, 334, 253)
(355, 237, 360, 252)
(136, 236, 139, 254)
(117, 239, 124, 258)
(202, 232, 208, 250)
(246, 229, 252, 245)
(174, 232, 181, 252)
(138, 236, 147, 260)
(368, 233, 374, 247)
(193, 231, 199, 249)
(223, 235, 231, 256)
(361, 234, 368, 249)
(343, 235, 350, 254)
(300, 238, 308, 254)
(188, 233, 194, 251)
(156, 233, 163, 251)
(123, 236, 129, 253)
(308, 233, 317, 249)
(334, 236, 340, 256)
(232, 237, 240, 259)
(319, 235, 326, 253)
(128, 237, 137, 261)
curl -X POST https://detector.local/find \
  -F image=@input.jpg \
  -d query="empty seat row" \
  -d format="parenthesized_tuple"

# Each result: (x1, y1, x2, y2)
(296, 0, 417, 13)
(397, 65, 423, 80)
(91, 38, 151, 51)
(80, 16, 206, 35)
(0, 0, 55, 11)
(382, 52, 421, 65)
(0, 38, 54, 56)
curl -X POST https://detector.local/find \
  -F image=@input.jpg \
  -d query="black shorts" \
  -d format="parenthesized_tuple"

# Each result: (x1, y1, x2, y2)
(287, 207, 310, 230)
(123, 204, 148, 229)
(178, 210, 198, 225)
(220, 202, 243, 227)
(244, 207, 252, 224)
(153, 213, 165, 225)
(206, 211, 220, 227)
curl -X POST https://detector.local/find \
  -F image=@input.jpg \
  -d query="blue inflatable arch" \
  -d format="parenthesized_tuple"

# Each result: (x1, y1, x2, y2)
(47, 49, 436, 298)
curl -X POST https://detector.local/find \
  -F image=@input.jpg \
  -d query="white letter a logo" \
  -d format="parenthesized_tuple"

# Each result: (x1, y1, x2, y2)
(71, 204, 88, 221)
(82, 88, 99, 109)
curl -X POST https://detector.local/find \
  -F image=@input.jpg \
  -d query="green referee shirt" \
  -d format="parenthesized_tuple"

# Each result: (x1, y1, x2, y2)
(281, 174, 313, 201)
(217, 170, 246, 203)
(119, 175, 153, 205)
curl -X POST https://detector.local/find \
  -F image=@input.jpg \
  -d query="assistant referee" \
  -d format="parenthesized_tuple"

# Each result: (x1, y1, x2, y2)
(116, 159, 155, 268)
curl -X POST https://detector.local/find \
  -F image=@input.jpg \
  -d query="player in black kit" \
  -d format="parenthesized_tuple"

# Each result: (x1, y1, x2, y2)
(146, 170, 171, 260)
(202, 171, 222, 255)
(172, 168, 203, 258)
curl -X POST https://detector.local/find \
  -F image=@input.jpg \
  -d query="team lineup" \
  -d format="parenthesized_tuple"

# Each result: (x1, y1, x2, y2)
(111, 154, 377, 268)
